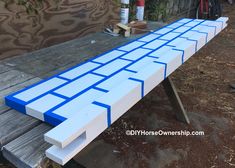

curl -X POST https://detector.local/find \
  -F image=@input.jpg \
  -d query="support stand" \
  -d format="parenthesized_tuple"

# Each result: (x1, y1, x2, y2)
(162, 77, 190, 124)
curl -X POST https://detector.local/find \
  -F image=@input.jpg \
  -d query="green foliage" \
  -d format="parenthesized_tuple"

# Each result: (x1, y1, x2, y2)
(145, 0, 169, 21)
(128, 0, 169, 21)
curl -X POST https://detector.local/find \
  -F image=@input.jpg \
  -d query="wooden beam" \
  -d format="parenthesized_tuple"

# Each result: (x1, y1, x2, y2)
(162, 77, 190, 124)
(2, 124, 54, 168)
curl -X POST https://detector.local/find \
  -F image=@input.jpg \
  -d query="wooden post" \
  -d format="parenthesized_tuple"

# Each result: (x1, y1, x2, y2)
(162, 77, 190, 124)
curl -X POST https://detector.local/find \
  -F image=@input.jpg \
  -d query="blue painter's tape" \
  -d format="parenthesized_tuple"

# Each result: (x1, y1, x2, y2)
(5, 96, 27, 114)
(172, 49, 185, 64)
(90, 72, 107, 78)
(128, 77, 144, 98)
(154, 61, 167, 79)
(90, 60, 104, 65)
(50, 92, 69, 100)
(56, 76, 71, 81)
(146, 55, 159, 59)
(202, 25, 217, 36)
(180, 37, 198, 52)
(44, 111, 67, 126)
(93, 86, 109, 93)
(215, 20, 224, 29)
(187, 39, 198, 52)
(158, 39, 169, 42)
(190, 30, 209, 43)
(166, 44, 176, 47)
(123, 69, 138, 73)
(93, 101, 111, 127)
(119, 57, 134, 62)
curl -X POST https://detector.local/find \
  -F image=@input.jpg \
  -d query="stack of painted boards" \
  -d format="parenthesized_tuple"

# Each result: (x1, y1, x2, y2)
(5, 17, 228, 165)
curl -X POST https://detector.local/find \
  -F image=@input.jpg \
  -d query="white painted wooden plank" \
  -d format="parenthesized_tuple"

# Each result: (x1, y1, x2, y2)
(156, 49, 183, 76)
(59, 62, 101, 80)
(153, 27, 173, 34)
(126, 57, 158, 72)
(159, 32, 181, 40)
(44, 104, 107, 148)
(184, 21, 203, 27)
(143, 39, 168, 50)
(121, 48, 152, 61)
(178, 18, 193, 23)
(95, 79, 141, 123)
(45, 105, 107, 165)
(149, 46, 174, 58)
(216, 17, 228, 29)
(26, 94, 65, 121)
(97, 70, 134, 90)
(53, 89, 104, 118)
(168, 38, 186, 46)
(173, 40, 196, 62)
(201, 21, 223, 35)
(54, 74, 103, 98)
(118, 41, 145, 52)
(167, 22, 183, 29)
(93, 50, 126, 63)
(173, 26, 192, 33)
(138, 34, 160, 42)
(14, 77, 67, 102)
(93, 59, 131, 76)
(130, 62, 165, 96)
(192, 25, 215, 42)
(181, 31, 207, 51)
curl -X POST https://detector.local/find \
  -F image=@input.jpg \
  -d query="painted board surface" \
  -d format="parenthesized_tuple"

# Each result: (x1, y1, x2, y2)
(5, 17, 229, 165)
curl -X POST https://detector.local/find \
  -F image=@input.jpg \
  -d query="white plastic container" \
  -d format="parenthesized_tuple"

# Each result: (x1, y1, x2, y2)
(136, 0, 145, 21)
(120, 0, 130, 24)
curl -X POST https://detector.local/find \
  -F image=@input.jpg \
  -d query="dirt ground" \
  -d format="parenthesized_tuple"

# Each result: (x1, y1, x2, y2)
(1, 2, 235, 168)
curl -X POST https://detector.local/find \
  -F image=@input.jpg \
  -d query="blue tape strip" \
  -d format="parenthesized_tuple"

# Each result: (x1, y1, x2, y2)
(166, 44, 176, 47)
(5, 96, 27, 114)
(158, 38, 169, 41)
(50, 92, 69, 100)
(90, 60, 104, 65)
(93, 101, 111, 127)
(128, 77, 144, 98)
(56, 76, 71, 81)
(119, 57, 134, 62)
(202, 25, 217, 36)
(180, 37, 198, 52)
(154, 61, 167, 79)
(90, 72, 107, 78)
(146, 55, 159, 59)
(190, 30, 208, 43)
(93, 87, 109, 93)
(123, 69, 138, 73)
(172, 49, 185, 64)
(44, 111, 67, 126)
(215, 20, 224, 29)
